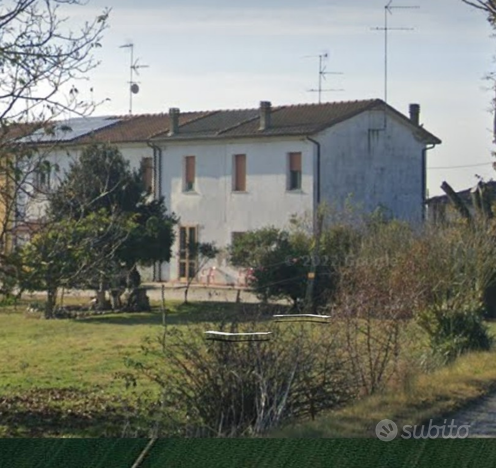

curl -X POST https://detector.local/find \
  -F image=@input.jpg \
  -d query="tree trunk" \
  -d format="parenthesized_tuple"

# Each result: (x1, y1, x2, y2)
(45, 288, 57, 319)
(123, 265, 150, 311)
(441, 181, 472, 222)
(125, 287, 151, 312)
(95, 289, 109, 311)
(110, 289, 123, 310)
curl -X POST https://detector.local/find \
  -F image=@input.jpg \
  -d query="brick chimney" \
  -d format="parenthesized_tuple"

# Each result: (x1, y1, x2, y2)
(259, 101, 271, 131)
(409, 103, 420, 126)
(168, 108, 180, 136)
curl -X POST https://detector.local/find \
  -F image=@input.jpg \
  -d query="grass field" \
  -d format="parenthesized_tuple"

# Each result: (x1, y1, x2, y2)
(2, 299, 496, 438)
(0, 300, 266, 437)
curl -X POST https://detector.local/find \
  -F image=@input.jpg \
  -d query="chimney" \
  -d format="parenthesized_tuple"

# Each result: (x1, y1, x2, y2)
(409, 103, 420, 126)
(168, 107, 180, 136)
(259, 101, 271, 131)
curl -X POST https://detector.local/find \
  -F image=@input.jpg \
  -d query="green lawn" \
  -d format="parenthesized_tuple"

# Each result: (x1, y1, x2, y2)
(2, 300, 496, 438)
(0, 300, 257, 437)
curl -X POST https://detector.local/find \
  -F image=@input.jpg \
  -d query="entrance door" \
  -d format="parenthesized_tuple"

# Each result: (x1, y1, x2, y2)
(179, 225, 198, 281)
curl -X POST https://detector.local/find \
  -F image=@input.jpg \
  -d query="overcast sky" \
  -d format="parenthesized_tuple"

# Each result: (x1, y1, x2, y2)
(67, 0, 496, 196)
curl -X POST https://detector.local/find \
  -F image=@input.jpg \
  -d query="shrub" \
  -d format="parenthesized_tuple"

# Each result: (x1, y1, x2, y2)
(417, 300, 493, 363)
(123, 310, 357, 437)
(230, 228, 309, 306)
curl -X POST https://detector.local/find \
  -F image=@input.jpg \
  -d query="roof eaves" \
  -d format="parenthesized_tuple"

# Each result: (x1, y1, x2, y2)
(383, 103, 442, 145)
(152, 131, 313, 142)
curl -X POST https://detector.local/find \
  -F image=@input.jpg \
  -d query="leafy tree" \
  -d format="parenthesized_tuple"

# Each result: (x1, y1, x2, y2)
(230, 227, 309, 307)
(230, 219, 360, 308)
(49, 143, 177, 309)
(18, 210, 133, 318)
(49, 144, 142, 219)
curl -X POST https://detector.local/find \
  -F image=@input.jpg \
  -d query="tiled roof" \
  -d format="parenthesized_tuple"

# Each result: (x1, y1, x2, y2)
(18, 99, 441, 145)
(148, 99, 440, 144)
(218, 100, 383, 138)
(74, 111, 209, 144)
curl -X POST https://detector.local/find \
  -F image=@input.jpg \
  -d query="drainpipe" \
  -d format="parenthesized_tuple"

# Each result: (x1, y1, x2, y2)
(422, 143, 437, 222)
(305, 136, 322, 314)
(306, 137, 321, 232)
(147, 141, 163, 281)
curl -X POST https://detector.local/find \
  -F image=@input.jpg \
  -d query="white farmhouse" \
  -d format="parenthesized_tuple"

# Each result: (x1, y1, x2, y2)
(18, 99, 441, 285)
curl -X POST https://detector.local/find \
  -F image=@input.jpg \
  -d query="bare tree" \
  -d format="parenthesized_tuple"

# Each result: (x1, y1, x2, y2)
(0, 1, 109, 291)
(0, 0, 109, 123)
(462, 0, 496, 19)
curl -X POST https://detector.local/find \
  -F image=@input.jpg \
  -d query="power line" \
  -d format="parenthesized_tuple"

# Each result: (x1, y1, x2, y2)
(428, 162, 493, 170)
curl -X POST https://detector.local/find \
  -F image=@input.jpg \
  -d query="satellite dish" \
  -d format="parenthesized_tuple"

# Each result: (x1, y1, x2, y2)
(130, 83, 140, 94)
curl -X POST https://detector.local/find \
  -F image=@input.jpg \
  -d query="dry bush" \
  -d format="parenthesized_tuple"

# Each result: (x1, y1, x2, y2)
(123, 310, 357, 437)
(328, 219, 496, 393)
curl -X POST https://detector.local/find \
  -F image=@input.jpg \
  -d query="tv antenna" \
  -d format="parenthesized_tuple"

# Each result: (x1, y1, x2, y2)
(372, 1, 419, 103)
(119, 42, 149, 114)
(305, 52, 343, 103)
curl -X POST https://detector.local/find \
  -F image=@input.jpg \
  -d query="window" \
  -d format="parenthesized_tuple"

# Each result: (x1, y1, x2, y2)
(233, 154, 246, 192)
(141, 156, 154, 193)
(33, 166, 50, 192)
(179, 225, 198, 280)
(288, 152, 302, 191)
(184, 156, 196, 192)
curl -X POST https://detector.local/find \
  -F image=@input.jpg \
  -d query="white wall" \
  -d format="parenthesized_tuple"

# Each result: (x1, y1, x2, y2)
(20, 113, 430, 285)
(317, 110, 426, 223)
(158, 137, 315, 283)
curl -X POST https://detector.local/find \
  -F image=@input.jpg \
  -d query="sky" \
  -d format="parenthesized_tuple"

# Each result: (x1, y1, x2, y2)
(63, 0, 496, 196)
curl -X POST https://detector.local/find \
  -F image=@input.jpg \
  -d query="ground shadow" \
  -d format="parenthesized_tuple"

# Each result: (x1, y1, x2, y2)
(77, 302, 292, 327)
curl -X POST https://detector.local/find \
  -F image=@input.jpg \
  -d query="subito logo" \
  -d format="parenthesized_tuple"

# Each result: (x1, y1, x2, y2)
(376, 419, 398, 442)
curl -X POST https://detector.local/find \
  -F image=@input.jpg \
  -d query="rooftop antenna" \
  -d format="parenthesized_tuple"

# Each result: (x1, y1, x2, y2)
(305, 52, 344, 103)
(372, 1, 419, 104)
(119, 42, 149, 114)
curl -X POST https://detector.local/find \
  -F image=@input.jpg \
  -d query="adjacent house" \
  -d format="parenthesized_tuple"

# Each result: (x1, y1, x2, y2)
(17, 99, 441, 285)
(426, 180, 496, 223)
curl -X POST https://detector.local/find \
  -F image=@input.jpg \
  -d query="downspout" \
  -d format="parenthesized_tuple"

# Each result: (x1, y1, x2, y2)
(422, 142, 437, 222)
(147, 141, 163, 281)
(306, 136, 321, 233)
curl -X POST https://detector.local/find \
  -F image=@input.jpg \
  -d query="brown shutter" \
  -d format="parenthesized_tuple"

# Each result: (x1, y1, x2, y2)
(185, 156, 195, 187)
(141, 157, 153, 192)
(289, 152, 302, 172)
(234, 154, 246, 191)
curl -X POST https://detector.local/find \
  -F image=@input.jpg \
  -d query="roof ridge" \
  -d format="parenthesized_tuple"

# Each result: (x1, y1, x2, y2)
(281, 98, 381, 109)
(148, 110, 219, 139)
(216, 105, 288, 136)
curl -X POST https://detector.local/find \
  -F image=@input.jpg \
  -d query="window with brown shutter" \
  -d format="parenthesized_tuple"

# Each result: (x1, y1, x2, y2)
(141, 157, 154, 193)
(184, 156, 195, 192)
(288, 152, 302, 190)
(233, 154, 246, 192)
